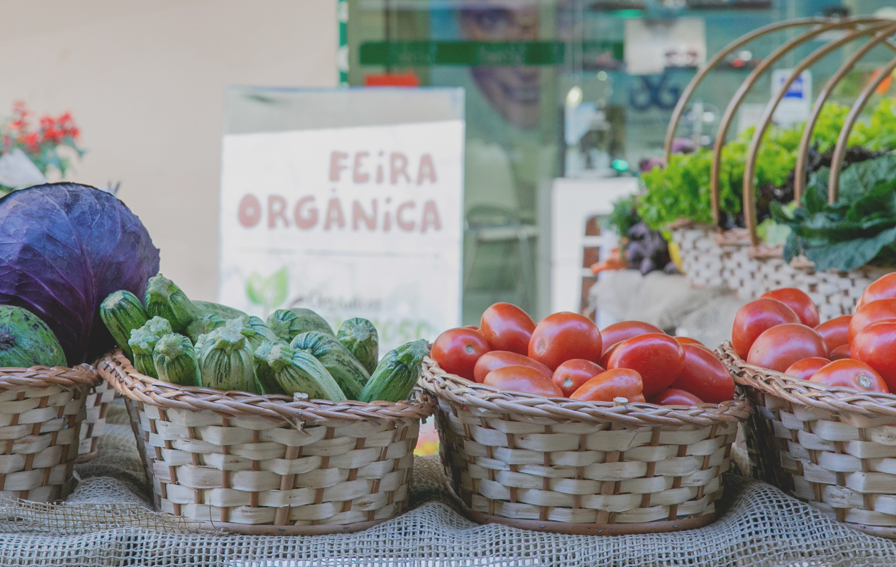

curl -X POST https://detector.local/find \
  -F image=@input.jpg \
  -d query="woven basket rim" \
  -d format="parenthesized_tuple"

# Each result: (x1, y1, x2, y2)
(98, 349, 435, 424)
(419, 357, 751, 427)
(719, 341, 896, 417)
(0, 364, 97, 390)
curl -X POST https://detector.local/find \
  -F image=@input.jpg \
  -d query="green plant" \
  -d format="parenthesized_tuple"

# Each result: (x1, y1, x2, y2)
(773, 153, 896, 271)
(247, 268, 288, 313)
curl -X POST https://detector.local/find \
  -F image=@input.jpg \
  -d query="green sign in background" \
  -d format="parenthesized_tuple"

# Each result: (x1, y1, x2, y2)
(359, 40, 624, 67)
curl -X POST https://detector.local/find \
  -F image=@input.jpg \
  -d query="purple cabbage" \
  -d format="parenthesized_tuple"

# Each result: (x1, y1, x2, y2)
(0, 183, 160, 364)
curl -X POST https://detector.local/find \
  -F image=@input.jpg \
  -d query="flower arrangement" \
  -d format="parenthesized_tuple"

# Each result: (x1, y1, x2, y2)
(0, 101, 84, 193)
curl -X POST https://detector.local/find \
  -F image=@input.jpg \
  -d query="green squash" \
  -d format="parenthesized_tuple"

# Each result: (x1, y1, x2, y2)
(0, 306, 67, 368)
(196, 327, 256, 393)
(252, 340, 289, 396)
(266, 308, 334, 343)
(336, 318, 379, 375)
(253, 340, 345, 401)
(127, 317, 173, 378)
(192, 301, 248, 320)
(100, 290, 148, 361)
(152, 333, 201, 387)
(144, 273, 194, 333)
(185, 314, 226, 344)
(226, 315, 279, 353)
(359, 339, 428, 403)
(291, 331, 369, 400)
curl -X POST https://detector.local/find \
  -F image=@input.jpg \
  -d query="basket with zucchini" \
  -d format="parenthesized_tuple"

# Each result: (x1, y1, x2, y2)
(97, 273, 434, 533)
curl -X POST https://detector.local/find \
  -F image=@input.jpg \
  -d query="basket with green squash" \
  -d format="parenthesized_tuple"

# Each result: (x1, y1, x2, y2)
(97, 274, 434, 534)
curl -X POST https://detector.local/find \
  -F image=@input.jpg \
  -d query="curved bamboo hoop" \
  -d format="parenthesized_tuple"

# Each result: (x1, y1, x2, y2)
(663, 18, 826, 161)
(709, 17, 885, 224)
(828, 54, 896, 201)
(793, 24, 896, 203)
(742, 21, 896, 245)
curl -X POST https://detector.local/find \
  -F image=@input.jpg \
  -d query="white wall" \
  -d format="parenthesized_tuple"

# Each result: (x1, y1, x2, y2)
(0, 0, 337, 300)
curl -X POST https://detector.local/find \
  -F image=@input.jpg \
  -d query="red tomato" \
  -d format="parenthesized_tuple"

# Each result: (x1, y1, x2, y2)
(431, 328, 490, 380)
(480, 303, 536, 355)
(675, 336, 706, 347)
(552, 359, 606, 397)
(473, 351, 552, 383)
(570, 368, 644, 402)
(528, 312, 602, 370)
(830, 344, 851, 360)
(809, 360, 888, 393)
(852, 321, 896, 392)
(483, 366, 563, 397)
(760, 288, 820, 327)
(650, 388, 704, 406)
(746, 324, 828, 373)
(857, 273, 896, 311)
(731, 299, 800, 359)
(599, 321, 664, 355)
(668, 344, 734, 403)
(600, 342, 619, 368)
(814, 315, 851, 354)
(606, 333, 685, 398)
(784, 357, 830, 380)
(849, 299, 896, 344)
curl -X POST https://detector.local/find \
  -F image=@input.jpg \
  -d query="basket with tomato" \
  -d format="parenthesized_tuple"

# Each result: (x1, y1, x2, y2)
(719, 277, 896, 538)
(420, 303, 750, 534)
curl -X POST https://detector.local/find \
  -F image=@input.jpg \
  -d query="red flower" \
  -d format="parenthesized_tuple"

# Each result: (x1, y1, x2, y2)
(7, 119, 25, 132)
(43, 128, 63, 143)
(18, 132, 40, 152)
(2, 135, 10, 151)
(39, 115, 55, 130)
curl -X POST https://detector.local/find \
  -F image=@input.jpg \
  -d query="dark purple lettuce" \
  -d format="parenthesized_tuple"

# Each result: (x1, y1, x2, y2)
(0, 183, 160, 364)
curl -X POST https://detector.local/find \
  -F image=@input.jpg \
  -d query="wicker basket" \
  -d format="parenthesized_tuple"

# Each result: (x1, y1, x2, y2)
(97, 349, 435, 534)
(419, 358, 751, 534)
(0, 365, 96, 502)
(668, 222, 754, 298)
(719, 342, 896, 538)
(75, 380, 117, 463)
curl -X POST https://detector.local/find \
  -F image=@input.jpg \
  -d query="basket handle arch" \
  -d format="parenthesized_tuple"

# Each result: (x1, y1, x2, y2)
(708, 17, 884, 225)
(663, 18, 827, 162)
(742, 21, 896, 245)
(792, 23, 896, 203)
(827, 54, 896, 203)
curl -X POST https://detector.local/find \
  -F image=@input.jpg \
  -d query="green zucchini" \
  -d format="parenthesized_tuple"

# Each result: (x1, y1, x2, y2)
(152, 333, 201, 387)
(226, 315, 279, 353)
(196, 327, 256, 393)
(144, 274, 194, 333)
(185, 314, 226, 344)
(290, 331, 369, 400)
(358, 339, 428, 403)
(253, 340, 345, 401)
(100, 290, 148, 360)
(192, 301, 248, 320)
(266, 308, 334, 342)
(252, 340, 290, 396)
(127, 317, 173, 378)
(336, 318, 379, 375)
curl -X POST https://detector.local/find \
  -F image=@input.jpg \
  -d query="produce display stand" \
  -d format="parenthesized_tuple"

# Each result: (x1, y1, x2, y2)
(0, 401, 894, 565)
(664, 16, 896, 318)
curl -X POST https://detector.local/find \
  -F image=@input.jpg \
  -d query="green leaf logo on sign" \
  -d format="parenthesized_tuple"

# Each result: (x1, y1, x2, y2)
(246, 268, 288, 314)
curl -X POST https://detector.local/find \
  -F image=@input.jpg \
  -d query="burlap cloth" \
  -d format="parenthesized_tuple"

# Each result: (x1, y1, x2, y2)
(0, 402, 884, 565)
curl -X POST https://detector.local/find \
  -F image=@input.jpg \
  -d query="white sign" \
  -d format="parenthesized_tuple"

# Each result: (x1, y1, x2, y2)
(771, 69, 812, 127)
(550, 177, 638, 325)
(219, 120, 464, 350)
